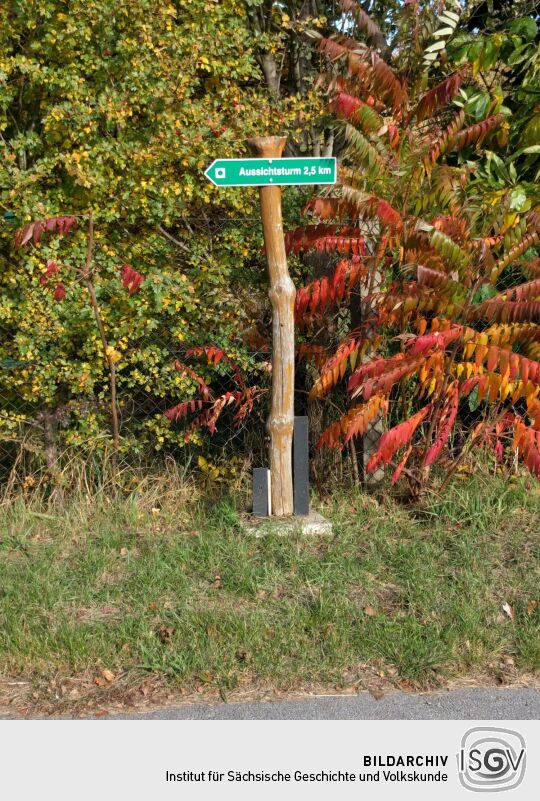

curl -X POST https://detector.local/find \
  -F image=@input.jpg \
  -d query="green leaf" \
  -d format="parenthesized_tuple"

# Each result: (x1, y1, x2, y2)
(509, 145, 540, 161)
(468, 386, 480, 413)
(507, 45, 532, 66)
(509, 187, 527, 211)
(509, 17, 538, 41)
(473, 283, 497, 304)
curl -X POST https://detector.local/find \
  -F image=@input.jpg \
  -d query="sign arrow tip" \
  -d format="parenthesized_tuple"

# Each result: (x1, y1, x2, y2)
(204, 161, 218, 185)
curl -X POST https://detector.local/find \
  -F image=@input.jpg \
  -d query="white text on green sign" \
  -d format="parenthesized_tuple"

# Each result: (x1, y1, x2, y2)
(204, 157, 337, 187)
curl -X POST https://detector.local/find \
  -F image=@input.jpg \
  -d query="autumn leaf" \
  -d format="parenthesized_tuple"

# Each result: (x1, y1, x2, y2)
(157, 625, 174, 644)
(53, 283, 66, 301)
(502, 602, 514, 620)
(105, 345, 122, 364)
(120, 264, 144, 295)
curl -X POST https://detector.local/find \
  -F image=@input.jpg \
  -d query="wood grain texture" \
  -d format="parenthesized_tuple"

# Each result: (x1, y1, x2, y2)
(247, 136, 295, 516)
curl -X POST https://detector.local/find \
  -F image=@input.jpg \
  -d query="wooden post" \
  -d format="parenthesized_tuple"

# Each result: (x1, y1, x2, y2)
(247, 136, 295, 516)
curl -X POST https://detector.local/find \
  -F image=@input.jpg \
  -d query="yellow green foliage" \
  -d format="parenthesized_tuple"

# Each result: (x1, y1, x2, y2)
(0, 0, 309, 454)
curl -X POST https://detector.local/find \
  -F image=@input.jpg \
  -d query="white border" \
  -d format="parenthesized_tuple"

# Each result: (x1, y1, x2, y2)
(204, 157, 337, 187)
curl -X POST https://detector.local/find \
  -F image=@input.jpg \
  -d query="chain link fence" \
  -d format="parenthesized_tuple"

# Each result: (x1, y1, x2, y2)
(0, 216, 533, 495)
(0, 310, 387, 496)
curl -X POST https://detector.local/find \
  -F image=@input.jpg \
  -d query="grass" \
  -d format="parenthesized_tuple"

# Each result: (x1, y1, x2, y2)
(0, 470, 538, 712)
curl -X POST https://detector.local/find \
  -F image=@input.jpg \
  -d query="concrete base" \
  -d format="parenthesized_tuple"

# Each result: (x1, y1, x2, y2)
(243, 511, 333, 537)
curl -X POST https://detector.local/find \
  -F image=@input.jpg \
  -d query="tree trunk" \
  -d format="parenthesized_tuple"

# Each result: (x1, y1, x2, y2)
(259, 53, 280, 99)
(42, 406, 58, 475)
(247, 136, 295, 516)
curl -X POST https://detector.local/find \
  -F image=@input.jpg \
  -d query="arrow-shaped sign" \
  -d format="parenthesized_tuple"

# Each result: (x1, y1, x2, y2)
(204, 157, 337, 187)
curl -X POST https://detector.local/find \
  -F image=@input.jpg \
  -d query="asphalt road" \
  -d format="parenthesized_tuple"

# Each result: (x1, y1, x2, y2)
(107, 688, 540, 720)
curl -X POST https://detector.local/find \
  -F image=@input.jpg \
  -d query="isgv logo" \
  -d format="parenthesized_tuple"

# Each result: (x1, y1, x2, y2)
(457, 727, 526, 792)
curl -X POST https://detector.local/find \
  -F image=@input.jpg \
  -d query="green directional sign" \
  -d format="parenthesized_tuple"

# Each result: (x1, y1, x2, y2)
(204, 157, 337, 187)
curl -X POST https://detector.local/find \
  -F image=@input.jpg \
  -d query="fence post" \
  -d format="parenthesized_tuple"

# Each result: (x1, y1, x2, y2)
(247, 136, 295, 516)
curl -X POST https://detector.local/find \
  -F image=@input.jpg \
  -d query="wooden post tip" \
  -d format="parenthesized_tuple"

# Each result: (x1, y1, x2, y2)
(246, 136, 287, 158)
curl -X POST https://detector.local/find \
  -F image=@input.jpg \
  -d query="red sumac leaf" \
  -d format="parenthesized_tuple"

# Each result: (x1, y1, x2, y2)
(391, 444, 413, 484)
(120, 264, 144, 295)
(424, 384, 459, 466)
(367, 405, 431, 473)
(14, 216, 77, 250)
(411, 72, 463, 124)
(186, 346, 245, 389)
(165, 399, 204, 422)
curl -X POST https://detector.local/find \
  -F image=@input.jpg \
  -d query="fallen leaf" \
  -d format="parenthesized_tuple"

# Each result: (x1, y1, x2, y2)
(120, 547, 128, 556)
(101, 669, 115, 683)
(502, 602, 514, 620)
(235, 649, 251, 663)
(157, 625, 174, 644)
(527, 600, 537, 616)
(364, 605, 376, 617)
(94, 676, 108, 687)
(211, 574, 222, 589)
